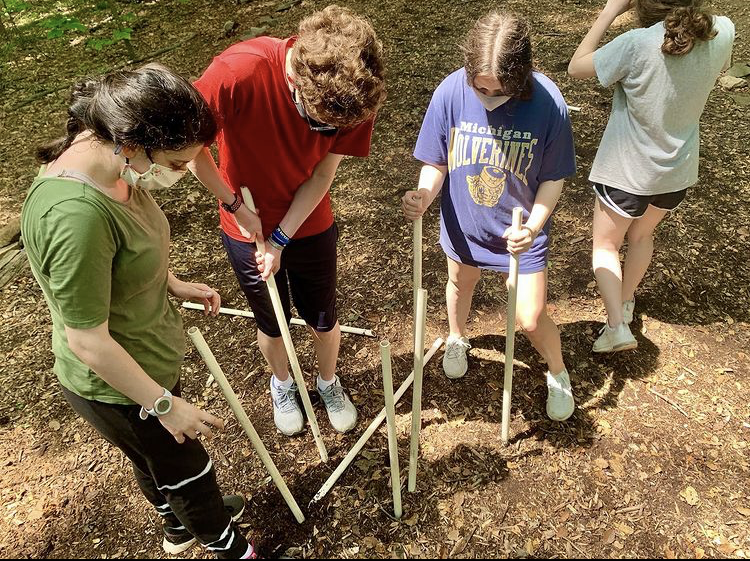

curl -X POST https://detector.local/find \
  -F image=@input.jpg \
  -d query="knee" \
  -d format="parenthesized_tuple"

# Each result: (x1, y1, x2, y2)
(448, 273, 480, 294)
(627, 229, 654, 245)
(517, 309, 542, 335)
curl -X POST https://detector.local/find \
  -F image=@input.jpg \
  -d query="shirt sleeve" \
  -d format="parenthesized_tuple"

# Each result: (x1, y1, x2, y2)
(537, 99, 577, 183)
(593, 30, 635, 88)
(194, 58, 241, 133)
(38, 199, 116, 329)
(413, 86, 449, 166)
(330, 118, 375, 158)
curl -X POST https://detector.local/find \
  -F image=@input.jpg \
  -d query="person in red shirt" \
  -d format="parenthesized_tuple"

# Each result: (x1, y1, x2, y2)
(190, 5, 386, 436)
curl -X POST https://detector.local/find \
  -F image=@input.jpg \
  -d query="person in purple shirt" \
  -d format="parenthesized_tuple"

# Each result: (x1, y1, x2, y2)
(402, 10, 577, 421)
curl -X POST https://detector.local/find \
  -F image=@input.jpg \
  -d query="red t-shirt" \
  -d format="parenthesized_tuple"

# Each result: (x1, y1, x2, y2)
(194, 37, 374, 241)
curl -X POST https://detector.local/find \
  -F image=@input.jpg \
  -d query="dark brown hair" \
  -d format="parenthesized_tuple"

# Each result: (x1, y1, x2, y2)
(37, 63, 217, 163)
(291, 5, 387, 128)
(636, 0, 717, 56)
(462, 11, 534, 100)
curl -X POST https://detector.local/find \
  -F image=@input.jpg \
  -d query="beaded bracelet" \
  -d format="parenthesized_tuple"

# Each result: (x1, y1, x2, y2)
(220, 193, 243, 214)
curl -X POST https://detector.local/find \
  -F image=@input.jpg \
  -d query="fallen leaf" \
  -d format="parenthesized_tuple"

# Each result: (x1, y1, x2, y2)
(617, 523, 635, 536)
(727, 63, 750, 78)
(737, 507, 750, 517)
(594, 458, 610, 470)
(49, 420, 61, 431)
(680, 486, 700, 506)
(602, 528, 616, 544)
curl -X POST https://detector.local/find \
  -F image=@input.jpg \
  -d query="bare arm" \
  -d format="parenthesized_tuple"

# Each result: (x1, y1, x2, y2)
(504, 179, 565, 255)
(568, 0, 633, 79)
(66, 322, 223, 443)
(255, 153, 344, 280)
(401, 163, 448, 221)
(278, 152, 344, 237)
(188, 147, 262, 241)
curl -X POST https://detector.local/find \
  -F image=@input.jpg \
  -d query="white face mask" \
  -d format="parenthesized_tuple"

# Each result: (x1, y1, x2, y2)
(120, 159, 187, 190)
(474, 89, 511, 111)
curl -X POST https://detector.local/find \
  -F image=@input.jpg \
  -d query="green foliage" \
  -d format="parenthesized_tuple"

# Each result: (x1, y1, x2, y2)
(40, 15, 87, 39)
(3, 0, 29, 14)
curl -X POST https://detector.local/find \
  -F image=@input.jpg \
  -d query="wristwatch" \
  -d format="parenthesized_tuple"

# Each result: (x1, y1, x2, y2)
(221, 193, 243, 214)
(139, 388, 174, 420)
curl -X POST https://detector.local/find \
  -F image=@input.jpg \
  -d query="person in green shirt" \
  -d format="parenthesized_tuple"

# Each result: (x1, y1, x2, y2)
(22, 63, 256, 559)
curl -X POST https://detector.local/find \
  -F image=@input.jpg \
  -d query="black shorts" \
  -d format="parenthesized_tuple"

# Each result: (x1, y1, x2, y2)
(593, 183, 687, 218)
(221, 223, 338, 337)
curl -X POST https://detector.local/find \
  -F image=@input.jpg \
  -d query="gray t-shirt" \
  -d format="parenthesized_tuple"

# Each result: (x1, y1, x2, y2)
(590, 16, 735, 195)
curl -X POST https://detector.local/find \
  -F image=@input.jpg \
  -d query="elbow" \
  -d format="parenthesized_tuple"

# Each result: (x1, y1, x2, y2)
(66, 329, 104, 367)
(567, 61, 582, 79)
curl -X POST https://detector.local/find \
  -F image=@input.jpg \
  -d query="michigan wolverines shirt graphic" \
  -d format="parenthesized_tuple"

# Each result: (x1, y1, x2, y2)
(447, 121, 538, 208)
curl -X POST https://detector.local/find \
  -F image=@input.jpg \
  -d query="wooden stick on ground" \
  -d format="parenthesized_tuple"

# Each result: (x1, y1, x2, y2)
(240, 186, 328, 463)
(187, 327, 305, 523)
(181, 302, 375, 337)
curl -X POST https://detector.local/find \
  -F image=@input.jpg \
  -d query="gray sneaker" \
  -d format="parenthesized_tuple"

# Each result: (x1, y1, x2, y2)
(271, 379, 304, 436)
(318, 376, 357, 433)
(443, 335, 471, 379)
(593, 322, 638, 353)
(623, 299, 635, 324)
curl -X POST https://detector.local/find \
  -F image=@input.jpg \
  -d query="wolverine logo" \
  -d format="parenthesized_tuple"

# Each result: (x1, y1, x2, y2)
(466, 166, 506, 207)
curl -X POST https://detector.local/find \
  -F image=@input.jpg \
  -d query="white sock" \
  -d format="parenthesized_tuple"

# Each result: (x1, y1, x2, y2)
(549, 369, 568, 380)
(272, 374, 293, 391)
(317, 375, 337, 391)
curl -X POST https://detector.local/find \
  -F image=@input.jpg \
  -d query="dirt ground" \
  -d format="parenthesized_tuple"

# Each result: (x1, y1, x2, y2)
(1, 0, 749, 558)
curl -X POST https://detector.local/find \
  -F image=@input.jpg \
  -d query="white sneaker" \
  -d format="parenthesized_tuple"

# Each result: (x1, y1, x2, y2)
(623, 299, 635, 324)
(443, 335, 471, 379)
(271, 379, 304, 436)
(318, 376, 358, 433)
(546, 370, 575, 421)
(592, 322, 638, 353)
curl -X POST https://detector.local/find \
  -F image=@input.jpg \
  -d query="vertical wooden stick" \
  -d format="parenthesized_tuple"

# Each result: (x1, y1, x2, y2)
(239, 187, 328, 463)
(188, 327, 305, 523)
(381, 340, 402, 519)
(413, 216, 422, 341)
(408, 287, 428, 492)
(501, 207, 524, 445)
(312, 338, 443, 503)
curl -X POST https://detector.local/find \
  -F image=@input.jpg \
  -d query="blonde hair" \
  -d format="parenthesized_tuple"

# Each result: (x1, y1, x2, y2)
(291, 5, 387, 128)
(461, 11, 533, 100)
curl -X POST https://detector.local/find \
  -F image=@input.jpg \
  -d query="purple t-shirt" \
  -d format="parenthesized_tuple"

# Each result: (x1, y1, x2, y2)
(414, 69, 576, 274)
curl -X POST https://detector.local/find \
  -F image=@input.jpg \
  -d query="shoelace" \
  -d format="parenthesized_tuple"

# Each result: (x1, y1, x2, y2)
(445, 340, 470, 360)
(320, 384, 346, 413)
(547, 376, 571, 399)
(274, 385, 298, 414)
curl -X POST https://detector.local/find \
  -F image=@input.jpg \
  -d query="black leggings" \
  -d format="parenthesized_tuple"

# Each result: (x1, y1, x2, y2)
(62, 386, 250, 558)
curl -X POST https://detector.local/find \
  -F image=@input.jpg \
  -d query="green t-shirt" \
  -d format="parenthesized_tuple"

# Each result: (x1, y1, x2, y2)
(21, 175, 185, 405)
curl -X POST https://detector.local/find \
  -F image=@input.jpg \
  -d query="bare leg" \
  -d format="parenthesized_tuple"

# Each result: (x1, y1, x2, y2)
(509, 269, 566, 375)
(622, 205, 669, 302)
(307, 322, 341, 382)
(592, 198, 632, 327)
(446, 257, 481, 338)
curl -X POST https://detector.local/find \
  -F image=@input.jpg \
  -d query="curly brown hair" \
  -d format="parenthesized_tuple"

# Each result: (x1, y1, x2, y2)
(636, 0, 717, 55)
(461, 11, 534, 101)
(290, 5, 386, 128)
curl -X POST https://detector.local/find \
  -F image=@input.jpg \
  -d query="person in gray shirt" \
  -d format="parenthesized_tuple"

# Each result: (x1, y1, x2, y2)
(568, 0, 734, 353)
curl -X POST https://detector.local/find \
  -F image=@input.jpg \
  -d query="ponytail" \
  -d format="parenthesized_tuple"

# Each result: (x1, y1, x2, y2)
(36, 79, 99, 163)
(662, 5, 717, 56)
